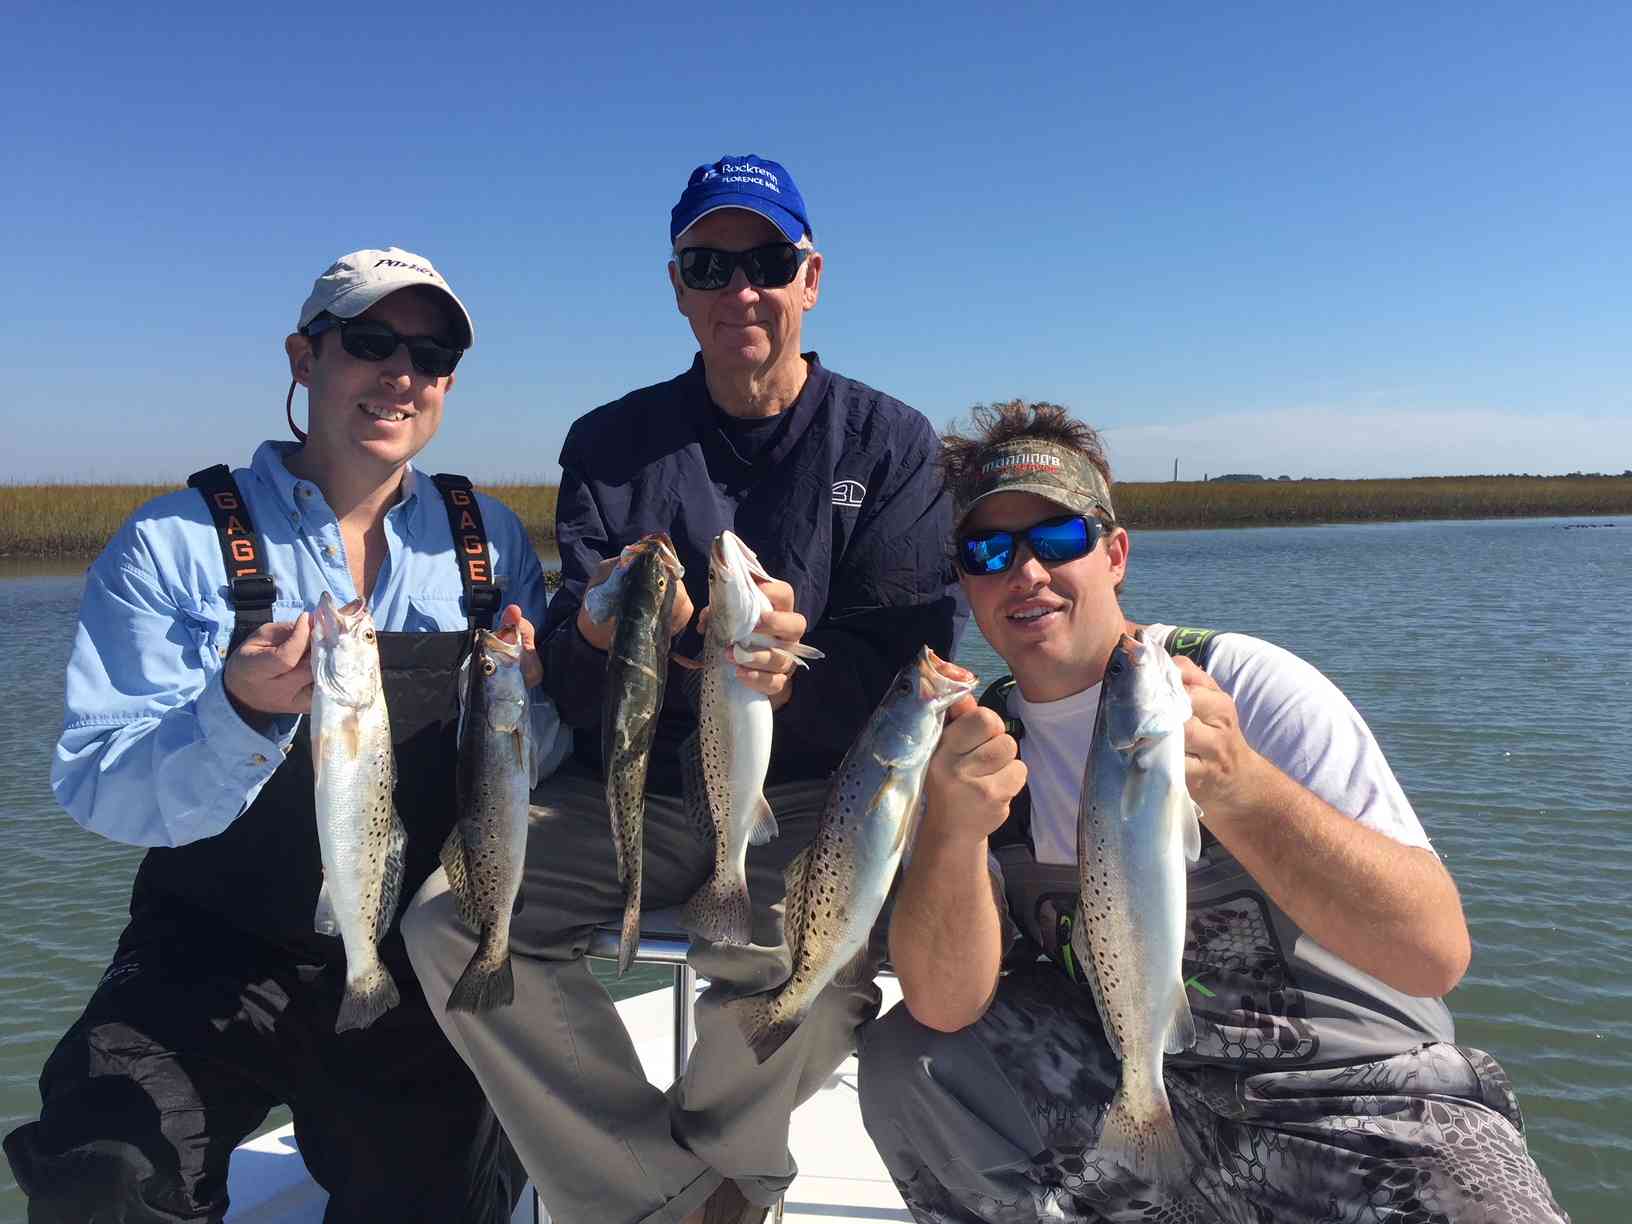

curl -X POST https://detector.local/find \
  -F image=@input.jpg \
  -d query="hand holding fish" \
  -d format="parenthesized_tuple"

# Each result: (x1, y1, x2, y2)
(701, 574, 807, 709)
(921, 698, 1027, 842)
(1173, 656, 1269, 821)
(577, 552, 696, 652)
(495, 603, 544, 689)
(223, 613, 314, 724)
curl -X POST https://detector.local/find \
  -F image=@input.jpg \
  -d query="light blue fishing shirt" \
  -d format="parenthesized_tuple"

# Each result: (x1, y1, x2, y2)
(54, 440, 569, 848)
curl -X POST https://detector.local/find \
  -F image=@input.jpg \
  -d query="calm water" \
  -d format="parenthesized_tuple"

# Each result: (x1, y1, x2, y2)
(2, 518, 1628, 1220)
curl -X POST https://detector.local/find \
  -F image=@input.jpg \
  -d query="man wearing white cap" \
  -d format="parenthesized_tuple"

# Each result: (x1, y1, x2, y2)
(5, 248, 563, 1221)
(404, 156, 958, 1224)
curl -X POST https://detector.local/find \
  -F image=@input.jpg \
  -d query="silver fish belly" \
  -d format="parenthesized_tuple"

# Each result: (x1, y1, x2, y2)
(311, 591, 405, 1034)
(682, 530, 821, 945)
(1071, 633, 1201, 1194)
(442, 628, 533, 1013)
(735, 648, 974, 1063)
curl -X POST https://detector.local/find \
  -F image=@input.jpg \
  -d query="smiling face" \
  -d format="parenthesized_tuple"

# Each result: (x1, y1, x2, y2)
(284, 287, 457, 479)
(668, 208, 821, 382)
(958, 491, 1131, 703)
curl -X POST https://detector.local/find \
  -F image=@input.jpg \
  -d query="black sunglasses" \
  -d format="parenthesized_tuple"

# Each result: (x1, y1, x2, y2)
(677, 242, 810, 291)
(303, 316, 465, 378)
(957, 514, 1106, 577)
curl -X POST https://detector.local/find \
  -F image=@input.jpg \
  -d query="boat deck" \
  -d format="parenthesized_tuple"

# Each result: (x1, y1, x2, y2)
(225, 980, 911, 1222)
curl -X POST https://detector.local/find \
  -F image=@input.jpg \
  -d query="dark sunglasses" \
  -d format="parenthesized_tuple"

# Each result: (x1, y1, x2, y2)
(957, 514, 1106, 576)
(677, 242, 811, 290)
(303, 316, 464, 378)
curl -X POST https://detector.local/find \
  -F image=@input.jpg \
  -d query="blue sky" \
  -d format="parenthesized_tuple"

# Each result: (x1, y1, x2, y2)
(3, 2, 1627, 484)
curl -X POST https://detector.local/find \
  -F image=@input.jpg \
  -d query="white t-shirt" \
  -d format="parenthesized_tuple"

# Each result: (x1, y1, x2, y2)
(1008, 624, 1434, 870)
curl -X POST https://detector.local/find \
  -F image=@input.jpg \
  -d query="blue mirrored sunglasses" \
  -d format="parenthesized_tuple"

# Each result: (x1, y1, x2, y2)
(957, 514, 1105, 576)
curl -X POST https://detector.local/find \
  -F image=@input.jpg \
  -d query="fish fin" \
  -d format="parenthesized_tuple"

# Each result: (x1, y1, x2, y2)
(447, 935, 514, 1013)
(617, 859, 642, 977)
(313, 876, 340, 937)
(373, 810, 408, 944)
(1165, 981, 1198, 1055)
(833, 942, 876, 989)
(439, 827, 480, 931)
(1096, 1085, 1191, 1194)
(340, 710, 361, 758)
(679, 731, 713, 841)
(335, 961, 400, 1033)
(682, 868, 752, 945)
(1183, 801, 1202, 863)
(1072, 922, 1124, 1060)
(748, 795, 779, 846)
(456, 647, 472, 747)
(524, 723, 544, 790)
(673, 663, 705, 715)
(736, 637, 824, 669)
(780, 846, 813, 965)
(734, 996, 798, 1065)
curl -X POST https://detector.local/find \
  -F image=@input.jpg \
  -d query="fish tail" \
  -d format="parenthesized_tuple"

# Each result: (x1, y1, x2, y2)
(335, 960, 400, 1033)
(1097, 1080, 1191, 1195)
(735, 996, 800, 1064)
(616, 873, 642, 977)
(680, 870, 753, 946)
(447, 931, 515, 1013)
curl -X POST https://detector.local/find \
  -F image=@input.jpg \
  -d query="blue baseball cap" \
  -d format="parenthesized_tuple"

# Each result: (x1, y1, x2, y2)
(670, 155, 811, 245)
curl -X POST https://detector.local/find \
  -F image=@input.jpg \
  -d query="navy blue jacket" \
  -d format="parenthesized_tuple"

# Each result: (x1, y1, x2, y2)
(543, 353, 955, 791)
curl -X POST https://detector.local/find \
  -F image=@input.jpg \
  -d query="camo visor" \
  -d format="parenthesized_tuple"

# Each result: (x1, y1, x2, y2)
(954, 439, 1116, 526)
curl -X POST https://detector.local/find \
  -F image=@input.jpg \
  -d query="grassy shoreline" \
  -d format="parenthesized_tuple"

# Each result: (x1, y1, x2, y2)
(2, 476, 1628, 559)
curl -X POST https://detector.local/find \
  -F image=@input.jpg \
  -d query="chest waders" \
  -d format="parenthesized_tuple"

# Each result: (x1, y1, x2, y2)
(130, 467, 504, 966)
(984, 627, 1454, 1069)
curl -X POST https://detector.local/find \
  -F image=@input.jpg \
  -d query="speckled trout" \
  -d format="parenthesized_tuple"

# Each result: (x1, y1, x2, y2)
(682, 531, 822, 945)
(1072, 631, 1201, 1193)
(310, 591, 404, 1033)
(441, 628, 535, 1013)
(587, 533, 683, 976)
(736, 648, 975, 1063)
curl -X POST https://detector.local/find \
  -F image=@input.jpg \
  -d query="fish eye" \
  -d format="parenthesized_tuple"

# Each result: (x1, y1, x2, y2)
(481, 657, 497, 675)
(1107, 658, 1123, 675)
(363, 629, 375, 643)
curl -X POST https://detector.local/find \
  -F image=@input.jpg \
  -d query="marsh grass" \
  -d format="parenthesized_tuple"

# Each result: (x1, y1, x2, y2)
(1115, 476, 1632, 529)
(3, 476, 1628, 558)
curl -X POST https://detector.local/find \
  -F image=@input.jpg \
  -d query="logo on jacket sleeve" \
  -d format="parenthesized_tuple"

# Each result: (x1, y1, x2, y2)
(832, 479, 866, 508)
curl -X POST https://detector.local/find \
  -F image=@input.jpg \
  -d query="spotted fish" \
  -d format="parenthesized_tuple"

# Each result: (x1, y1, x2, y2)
(736, 648, 975, 1062)
(441, 628, 536, 1013)
(1072, 631, 1201, 1194)
(587, 533, 684, 976)
(310, 591, 405, 1033)
(682, 530, 822, 945)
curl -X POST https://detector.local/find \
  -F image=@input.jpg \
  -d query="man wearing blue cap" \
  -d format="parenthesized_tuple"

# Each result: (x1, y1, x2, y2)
(405, 156, 957, 1223)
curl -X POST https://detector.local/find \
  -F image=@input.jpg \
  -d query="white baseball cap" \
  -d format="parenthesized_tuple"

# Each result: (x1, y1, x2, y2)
(296, 247, 474, 347)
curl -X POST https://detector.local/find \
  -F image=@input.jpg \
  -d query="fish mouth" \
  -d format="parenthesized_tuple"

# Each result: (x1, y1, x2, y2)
(917, 647, 977, 707)
(477, 627, 524, 662)
(636, 532, 685, 579)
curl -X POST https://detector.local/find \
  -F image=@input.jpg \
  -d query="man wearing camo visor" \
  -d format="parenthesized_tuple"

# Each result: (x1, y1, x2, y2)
(857, 400, 1566, 1221)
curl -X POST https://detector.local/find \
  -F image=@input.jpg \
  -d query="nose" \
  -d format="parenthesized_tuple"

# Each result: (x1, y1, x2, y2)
(1008, 543, 1050, 590)
(723, 265, 759, 299)
(377, 344, 414, 386)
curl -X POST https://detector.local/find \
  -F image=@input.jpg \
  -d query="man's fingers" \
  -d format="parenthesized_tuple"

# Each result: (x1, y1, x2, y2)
(755, 576, 795, 613)
(754, 608, 806, 642)
(941, 706, 1008, 755)
(960, 732, 1020, 777)
(1174, 656, 1220, 691)
(942, 693, 980, 723)
(273, 613, 311, 668)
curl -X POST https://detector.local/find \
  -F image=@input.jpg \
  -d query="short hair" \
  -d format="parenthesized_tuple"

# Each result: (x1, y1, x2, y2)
(941, 400, 1116, 524)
